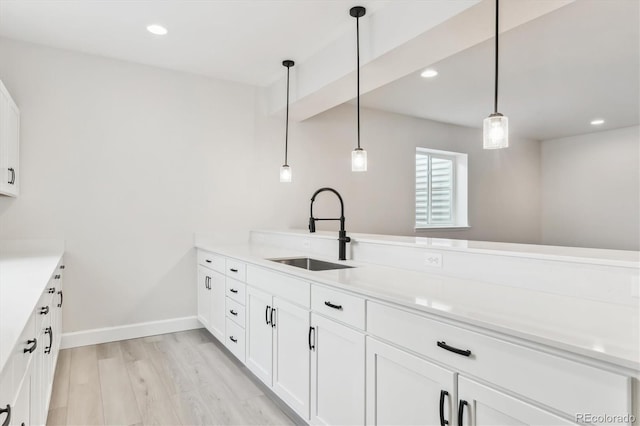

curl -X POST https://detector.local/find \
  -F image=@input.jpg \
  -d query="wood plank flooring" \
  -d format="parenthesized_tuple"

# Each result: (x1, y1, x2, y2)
(47, 329, 299, 426)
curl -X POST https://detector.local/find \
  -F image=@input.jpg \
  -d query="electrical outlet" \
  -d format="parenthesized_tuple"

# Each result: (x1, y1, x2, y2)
(425, 252, 443, 268)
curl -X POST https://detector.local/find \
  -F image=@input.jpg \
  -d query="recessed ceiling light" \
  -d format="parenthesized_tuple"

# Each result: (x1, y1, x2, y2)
(420, 69, 438, 78)
(147, 24, 168, 36)
(590, 119, 605, 126)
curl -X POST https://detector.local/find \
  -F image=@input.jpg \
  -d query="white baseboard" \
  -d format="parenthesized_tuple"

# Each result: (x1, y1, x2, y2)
(60, 316, 203, 349)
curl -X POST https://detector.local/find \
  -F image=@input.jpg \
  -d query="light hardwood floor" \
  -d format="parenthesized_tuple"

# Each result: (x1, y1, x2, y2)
(46, 329, 300, 426)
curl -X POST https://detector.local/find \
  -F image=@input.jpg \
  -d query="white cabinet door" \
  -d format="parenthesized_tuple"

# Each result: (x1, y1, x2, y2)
(311, 313, 365, 426)
(366, 337, 456, 426)
(458, 376, 576, 426)
(246, 286, 273, 387)
(272, 297, 310, 420)
(0, 82, 19, 197)
(208, 271, 226, 342)
(197, 266, 211, 329)
(11, 375, 29, 426)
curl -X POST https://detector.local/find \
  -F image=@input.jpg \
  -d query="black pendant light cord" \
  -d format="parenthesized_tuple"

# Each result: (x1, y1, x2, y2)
(285, 64, 290, 165)
(493, 0, 499, 114)
(356, 12, 361, 149)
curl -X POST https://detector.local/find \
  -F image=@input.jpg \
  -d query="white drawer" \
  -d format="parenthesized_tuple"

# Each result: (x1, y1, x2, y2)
(10, 314, 36, 400)
(311, 285, 365, 330)
(225, 259, 247, 281)
(225, 318, 245, 363)
(226, 297, 245, 328)
(35, 291, 54, 331)
(226, 278, 246, 305)
(198, 250, 226, 273)
(367, 301, 630, 418)
(246, 265, 310, 308)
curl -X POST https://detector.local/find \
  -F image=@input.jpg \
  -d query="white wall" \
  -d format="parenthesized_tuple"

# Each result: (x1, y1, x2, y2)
(0, 38, 257, 333)
(251, 98, 542, 244)
(541, 126, 640, 250)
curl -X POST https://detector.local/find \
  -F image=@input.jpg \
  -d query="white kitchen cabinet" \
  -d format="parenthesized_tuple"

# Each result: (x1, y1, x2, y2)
(310, 313, 365, 426)
(246, 286, 311, 420)
(196, 265, 225, 341)
(11, 375, 30, 426)
(458, 376, 576, 426)
(0, 80, 20, 197)
(366, 337, 456, 426)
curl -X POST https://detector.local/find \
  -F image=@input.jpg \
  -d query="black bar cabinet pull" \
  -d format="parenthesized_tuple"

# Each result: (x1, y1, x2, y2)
(230, 288, 238, 294)
(60, 265, 65, 269)
(48, 287, 56, 294)
(270, 308, 276, 328)
(0, 404, 10, 426)
(457, 400, 468, 426)
(229, 336, 237, 343)
(45, 327, 53, 354)
(54, 274, 61, 280)
(24, 338, 37, 353)
(265, 306, 271, 325)
(205, 259, 212, 263)
(8, 168, 15, 185)
(324, 301, 343, 310)
(230, 309, 238, 316)
(58, 291, 63, 308)
(308, 326, 315, 351)
(229, 268, 238, 273)
(437, 341, 471, 357)
(439, 390, 449, 425)
(40, 306, 49, 315)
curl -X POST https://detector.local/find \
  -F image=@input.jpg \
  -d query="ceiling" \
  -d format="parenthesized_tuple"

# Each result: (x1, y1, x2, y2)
(357, 0, 640, 141)
(0, 0, 390, 86)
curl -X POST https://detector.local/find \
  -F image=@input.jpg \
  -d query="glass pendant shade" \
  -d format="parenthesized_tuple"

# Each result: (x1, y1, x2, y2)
(351, 148, 367, 172)
(483, 113, 509, 149)
(279, 165, 292, 182)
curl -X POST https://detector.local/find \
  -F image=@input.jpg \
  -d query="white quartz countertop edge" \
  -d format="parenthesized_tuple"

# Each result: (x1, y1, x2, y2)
(196, 241, 640, 374)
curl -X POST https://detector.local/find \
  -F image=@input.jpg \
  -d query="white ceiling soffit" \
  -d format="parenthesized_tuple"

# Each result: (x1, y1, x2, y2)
(357, 0, 640, 141)
(0, 0, 391, 87)
(270, 0, 574, 121)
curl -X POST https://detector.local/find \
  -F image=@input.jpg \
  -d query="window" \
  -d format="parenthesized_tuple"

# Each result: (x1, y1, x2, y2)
(415, 148, 468, 229)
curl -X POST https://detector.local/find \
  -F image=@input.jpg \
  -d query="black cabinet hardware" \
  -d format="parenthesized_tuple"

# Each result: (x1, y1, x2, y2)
(229, 336, 237, 343)
(21, 423, 25, 426)
(54, 274, 61, 280)
(24, 338, 37, 353)
(230, 288, 238, 294)
(439, 390, 449, 425)
(457, 400, 468, 426)
(60, 265, 65, 269)
(437, 341, 471, 357)
(205, 259, 212, 263)
(58, 291, 63, 308)
(40, 306, 49, 315)
(308, 326, 316, 351)
(8, 168, 15, 185)
(48, 287, 56, 294)
(229, 268, 238, 273)
(1, 404, 10, 426)
(45, 327, 53, 354)
(324, 301, 343, 310)
(265, 306, 271, 325)
(270, 308, 276, 328)
(229, 309, 238, 316)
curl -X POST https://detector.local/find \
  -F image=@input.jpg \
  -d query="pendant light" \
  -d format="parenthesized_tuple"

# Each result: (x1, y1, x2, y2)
(483, 0, 509, 149)
(280, 60, 295, 182)
(350, 6, 367, 171)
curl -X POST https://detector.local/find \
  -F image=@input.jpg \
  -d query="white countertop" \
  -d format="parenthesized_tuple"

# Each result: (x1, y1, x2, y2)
(0, 242, 64, 373)
(196, 241, 640, 373)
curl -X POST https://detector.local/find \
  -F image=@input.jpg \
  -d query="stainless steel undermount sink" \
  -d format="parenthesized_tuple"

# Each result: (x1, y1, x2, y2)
(268, 257, 354, 271)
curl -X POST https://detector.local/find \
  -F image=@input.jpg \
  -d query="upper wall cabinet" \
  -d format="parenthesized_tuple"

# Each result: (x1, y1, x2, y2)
(0, 80, 20, 197)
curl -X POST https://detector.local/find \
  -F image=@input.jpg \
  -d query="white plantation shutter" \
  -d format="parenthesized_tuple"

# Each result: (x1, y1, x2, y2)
(416, 151, 454, 227)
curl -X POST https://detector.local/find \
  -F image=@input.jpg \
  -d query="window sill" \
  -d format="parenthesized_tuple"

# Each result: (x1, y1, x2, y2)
(415, 225, 471, 230)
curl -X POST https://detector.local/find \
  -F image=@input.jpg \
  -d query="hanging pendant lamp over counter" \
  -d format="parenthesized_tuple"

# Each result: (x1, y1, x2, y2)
(483, 0, 509, 149)
(280, 59, 295, 182)
(350, 6, 367, 172)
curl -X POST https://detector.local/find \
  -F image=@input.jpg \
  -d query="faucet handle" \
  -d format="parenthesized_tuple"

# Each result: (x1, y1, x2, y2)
(309, 217, 316, 233)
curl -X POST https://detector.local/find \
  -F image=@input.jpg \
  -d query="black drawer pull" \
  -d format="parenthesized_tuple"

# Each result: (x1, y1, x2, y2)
(229, 268, 239, 273)
(24, 338, 37, 353)
(40, 306, 50, 315)
(437, 341, 471, 357)
(457, 400, 468, 426)
(229, 336, 237, 343)
(270, 308, 276, 328)
(229, 288, 238, 294)
(1, 404, 10, 426)
(60, 265, 65, 269)
(45, 327, 53, 354)
(58, 291, 63, 308)
(54, 274, 61, 280)
(8, 168, 15, 185)
(324, 301, 343, 310)
(229, 309, 238, 316)
(265, 305, 271, 325)
(308, 326, 315, 351)
(439, 390, 449, 425)
(48, 287, 56, 294)
(205, 259, 212, 263)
